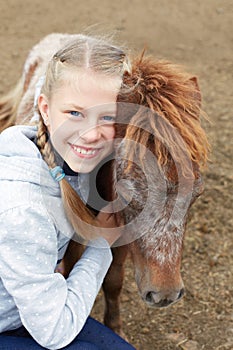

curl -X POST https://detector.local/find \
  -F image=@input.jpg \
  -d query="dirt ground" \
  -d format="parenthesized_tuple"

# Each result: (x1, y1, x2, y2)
(0, 0, 232, 349)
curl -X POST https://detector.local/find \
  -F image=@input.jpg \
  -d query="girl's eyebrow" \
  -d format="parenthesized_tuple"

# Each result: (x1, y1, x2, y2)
(63, 103, 84, 110)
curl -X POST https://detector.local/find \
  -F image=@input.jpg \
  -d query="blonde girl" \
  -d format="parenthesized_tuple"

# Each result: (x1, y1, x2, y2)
(0, 34, 135, 350)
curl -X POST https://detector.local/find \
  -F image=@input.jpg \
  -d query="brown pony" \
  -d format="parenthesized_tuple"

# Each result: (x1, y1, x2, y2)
(0, 34, 209, 335)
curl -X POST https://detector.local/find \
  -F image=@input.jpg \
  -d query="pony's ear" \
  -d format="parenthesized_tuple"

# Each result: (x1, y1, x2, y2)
(189, 76, 202, 107)
(23, 60, 39, 93)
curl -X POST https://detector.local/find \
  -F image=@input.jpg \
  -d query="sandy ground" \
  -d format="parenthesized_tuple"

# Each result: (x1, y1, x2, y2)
(0, 0, 232, 349)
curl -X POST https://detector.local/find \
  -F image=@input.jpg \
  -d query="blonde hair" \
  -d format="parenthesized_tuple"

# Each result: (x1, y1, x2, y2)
(36, 35, 131, 240)
(41, 35, 131, 98)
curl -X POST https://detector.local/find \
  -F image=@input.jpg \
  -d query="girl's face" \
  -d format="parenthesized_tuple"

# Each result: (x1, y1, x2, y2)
(38, 70, 121, 173)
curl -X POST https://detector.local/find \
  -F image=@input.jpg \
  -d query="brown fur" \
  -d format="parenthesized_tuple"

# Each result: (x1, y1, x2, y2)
(117, 55, 209, 178)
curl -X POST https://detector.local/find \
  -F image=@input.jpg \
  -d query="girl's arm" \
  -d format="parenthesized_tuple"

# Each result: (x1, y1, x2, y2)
(0, 203, 112, 349)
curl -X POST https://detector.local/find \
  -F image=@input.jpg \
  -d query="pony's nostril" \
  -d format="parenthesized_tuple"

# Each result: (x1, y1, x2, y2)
(145, 291, 154, 304)
(178, 288, 185, 300)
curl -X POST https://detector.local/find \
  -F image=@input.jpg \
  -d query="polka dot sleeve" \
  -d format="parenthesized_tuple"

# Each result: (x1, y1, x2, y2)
(0, 204, 112, 349)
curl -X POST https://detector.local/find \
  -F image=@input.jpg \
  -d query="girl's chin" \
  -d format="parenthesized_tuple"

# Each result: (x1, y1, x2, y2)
(64, 150, 113, 173)
(66, 160, 99, 174)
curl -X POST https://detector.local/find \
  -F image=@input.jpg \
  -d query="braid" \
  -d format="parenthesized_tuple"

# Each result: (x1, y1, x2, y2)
(36, 116, 97, 241)
(37, 117, 56, 168)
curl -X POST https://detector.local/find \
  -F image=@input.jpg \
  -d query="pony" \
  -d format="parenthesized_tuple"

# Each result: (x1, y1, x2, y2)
(0, 33, 209, 335)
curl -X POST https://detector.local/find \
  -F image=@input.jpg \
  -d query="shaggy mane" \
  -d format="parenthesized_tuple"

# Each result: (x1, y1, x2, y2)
(117, 55, 209, 178)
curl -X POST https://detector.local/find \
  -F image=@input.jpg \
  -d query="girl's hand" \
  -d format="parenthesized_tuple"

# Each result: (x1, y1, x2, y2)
(94, 204, 123, 246)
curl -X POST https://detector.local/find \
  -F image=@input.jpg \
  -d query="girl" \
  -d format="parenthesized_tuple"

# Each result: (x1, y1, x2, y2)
(0, 35, 135, 349)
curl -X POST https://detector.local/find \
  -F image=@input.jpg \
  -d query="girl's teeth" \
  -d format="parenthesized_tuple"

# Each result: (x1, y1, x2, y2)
(73, 146, 96, 155)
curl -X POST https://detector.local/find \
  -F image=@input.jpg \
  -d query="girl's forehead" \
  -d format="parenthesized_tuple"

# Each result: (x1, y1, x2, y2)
(60, 68, 122, 94)
(51, 69, 121, 109)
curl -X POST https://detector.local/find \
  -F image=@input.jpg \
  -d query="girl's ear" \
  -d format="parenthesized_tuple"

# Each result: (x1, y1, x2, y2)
(38, 94, 50, 126)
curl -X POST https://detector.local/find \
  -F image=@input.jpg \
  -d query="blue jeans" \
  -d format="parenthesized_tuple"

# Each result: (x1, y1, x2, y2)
(0, 317, 136, 349)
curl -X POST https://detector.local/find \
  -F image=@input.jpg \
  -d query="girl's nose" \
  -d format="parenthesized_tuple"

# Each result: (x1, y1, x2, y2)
(79, 125, 101, 143)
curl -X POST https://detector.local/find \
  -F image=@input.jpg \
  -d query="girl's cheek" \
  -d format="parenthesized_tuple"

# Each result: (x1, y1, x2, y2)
(103, 126, 115, 140)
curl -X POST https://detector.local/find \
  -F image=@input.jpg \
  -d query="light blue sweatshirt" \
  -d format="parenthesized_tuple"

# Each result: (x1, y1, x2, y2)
(0, 125, 113, 349)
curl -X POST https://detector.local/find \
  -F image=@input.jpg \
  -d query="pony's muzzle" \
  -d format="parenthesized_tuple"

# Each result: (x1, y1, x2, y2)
(143, 287, 185, 308)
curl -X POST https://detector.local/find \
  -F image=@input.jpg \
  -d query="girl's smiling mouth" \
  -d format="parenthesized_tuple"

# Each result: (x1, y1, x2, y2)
(69, 143, 102, 158)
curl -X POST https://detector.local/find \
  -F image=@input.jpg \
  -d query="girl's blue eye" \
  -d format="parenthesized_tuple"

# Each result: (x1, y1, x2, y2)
(102, 115, 116, 122)
(69, 111, 82, 117)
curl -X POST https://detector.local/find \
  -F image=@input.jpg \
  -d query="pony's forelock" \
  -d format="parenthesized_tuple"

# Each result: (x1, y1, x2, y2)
(117, 55, 210, 179)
